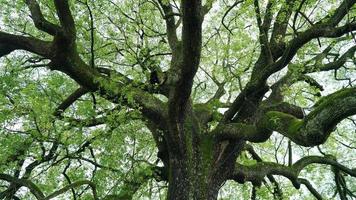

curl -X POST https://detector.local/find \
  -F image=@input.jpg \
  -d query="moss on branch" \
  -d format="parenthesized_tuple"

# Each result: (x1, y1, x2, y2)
(262, 88, 356, 146)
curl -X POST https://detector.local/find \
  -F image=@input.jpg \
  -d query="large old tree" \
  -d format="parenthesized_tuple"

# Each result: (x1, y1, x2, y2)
(0, 0, 356, 199)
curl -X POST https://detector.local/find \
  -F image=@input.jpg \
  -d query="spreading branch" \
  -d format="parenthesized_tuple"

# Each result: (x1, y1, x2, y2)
(304, 45, 356, 73)
(261, 87, 356, 146)
(222, 0, 356, 123)
(217, 87, 356, 147)
(45, 180, 98, 200)
(0, 32, 52, 58)
(53, 0, 76, 39)
(0, 173, 45, 200)
(54, 87, 89, 117)
(25, 0, 60, 35)
(231, 155, 356, 189)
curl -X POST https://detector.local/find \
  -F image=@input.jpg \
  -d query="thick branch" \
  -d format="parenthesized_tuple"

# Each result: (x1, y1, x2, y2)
(214, 123, 269, 143)
(251, 0, 356, 81)
(261, 88, 356, 146)
(221, 82, 269, 122)
(305, 45, 356, 73)
(25, 0, 60, 35)
(157, 0, 180, 51)
(0, 31, 168, 152)
(261, 0, 274, 33)
(0, 32, 52, 58)
(53, 0, 76, 38)
(202, 0, 214, 17)
(169, 0, 202, 122)
(218, 87, 356, 146)
(270, 0, 294, 45)
(253, 0, 272, 60)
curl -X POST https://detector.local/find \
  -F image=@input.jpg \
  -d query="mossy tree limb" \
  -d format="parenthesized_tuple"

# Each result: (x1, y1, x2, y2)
(217, 87, 356, 147)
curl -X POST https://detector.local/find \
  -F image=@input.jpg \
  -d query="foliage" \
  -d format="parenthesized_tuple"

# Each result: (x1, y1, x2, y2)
(0, 0, 355, 199)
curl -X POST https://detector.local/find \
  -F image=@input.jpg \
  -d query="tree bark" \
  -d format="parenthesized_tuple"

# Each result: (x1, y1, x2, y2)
(166, 118, 243, 200)
(167, 154, 226, 200)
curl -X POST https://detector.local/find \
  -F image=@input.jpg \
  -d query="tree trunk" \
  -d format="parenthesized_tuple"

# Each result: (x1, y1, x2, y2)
(166, 133, 242, 200)
(167, 159, 223, 200)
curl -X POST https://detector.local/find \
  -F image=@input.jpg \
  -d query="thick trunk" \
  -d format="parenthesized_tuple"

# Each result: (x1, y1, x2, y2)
(167, 158, 222, 200)
(166, 135, 242, 200)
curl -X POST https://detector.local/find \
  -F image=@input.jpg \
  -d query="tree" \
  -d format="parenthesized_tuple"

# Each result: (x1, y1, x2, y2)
(0, 0, 355, 199)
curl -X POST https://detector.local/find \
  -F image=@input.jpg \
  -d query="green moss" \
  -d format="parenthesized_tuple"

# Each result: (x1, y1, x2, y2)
(200, 136, 214, 166)
(287, 118, 303, 135)
(265, 111, 303, 137)
(312, 88, 356, 113)
(197, 136, 214, 195)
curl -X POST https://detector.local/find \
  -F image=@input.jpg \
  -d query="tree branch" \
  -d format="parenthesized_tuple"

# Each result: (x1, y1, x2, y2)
(25, 0, 60, 35)
(157, 0, 180, 51)
(0, 173, 45, 200)
(260, 87, 356, 146)
(261, 0, 274, 33)
(0, 31, 52, 58)
(221, 0, 244, 34)
(223, 0, 356, 123)
(218, 86, 356, 147)
(269, 0, 295, 59)
(297, 178, 323, 200)
(169, 0, 202, 122)
(253, 0, 272, 60)
(267, 0, 356, 76)
(54, 87, 89, 117)
(202, 0, 214, 17)
(243, 144, 284, 199)
(53, 0, 76, 39)
(305, 45, 356, 73)
(231, 155, 356, 188)
(44, 180, 98, 200)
